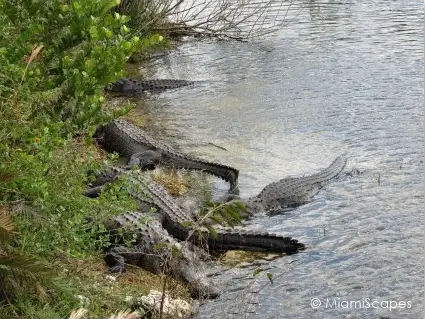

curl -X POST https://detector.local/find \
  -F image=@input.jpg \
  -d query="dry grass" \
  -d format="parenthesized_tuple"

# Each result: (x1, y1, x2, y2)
(55, 254, 191, 317)
(122, 113, 148, 129)
(72, 135, 110, 163)
(150, 168, 190, 196)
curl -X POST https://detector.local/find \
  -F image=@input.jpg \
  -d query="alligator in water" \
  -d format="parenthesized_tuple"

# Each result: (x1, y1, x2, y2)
(94, 119, 239, 193)
(88, 170, 304, 298)
(106, 78, 196, 94)
(220, 154, 347, 217)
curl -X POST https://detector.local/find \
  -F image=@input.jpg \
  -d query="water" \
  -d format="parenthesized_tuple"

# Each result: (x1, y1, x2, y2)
(131, 1, 424, 318)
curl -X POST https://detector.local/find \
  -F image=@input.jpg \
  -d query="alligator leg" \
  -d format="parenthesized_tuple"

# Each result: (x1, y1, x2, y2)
(128, 150, 162, 169)
(89, 167, 126, 187)
(84, 185, 105, 198)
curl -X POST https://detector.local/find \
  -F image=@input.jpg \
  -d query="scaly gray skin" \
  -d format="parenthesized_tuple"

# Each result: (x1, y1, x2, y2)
(104, 211, 220, 299)
(86, 169, 304, 254)
(94, 119, 239, 193)
(106, 78, 196, 94)
(222, 154, 347, 216)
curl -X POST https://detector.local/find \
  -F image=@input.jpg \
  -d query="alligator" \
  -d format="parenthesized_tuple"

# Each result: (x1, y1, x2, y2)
(93, 118, 239, 193)
(87, 169, 304, 298)
(103, 211, 220, 299)
(220, 154, 348, 217)
(89, 168, 303, 254)
(106, 78, 196, 94)
(88, 153, 347, 218)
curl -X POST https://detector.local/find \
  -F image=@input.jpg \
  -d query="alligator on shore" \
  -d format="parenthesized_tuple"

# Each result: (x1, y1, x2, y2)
(93, 118, 239, 193)
(106, 78, 197, 94)
(87, 169, 304, 298)
(104, 210, 221, 299)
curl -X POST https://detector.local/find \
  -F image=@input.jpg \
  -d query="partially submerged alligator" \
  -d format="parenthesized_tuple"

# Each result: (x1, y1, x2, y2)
(89, 169, 304, 298)
(224, 154, 347, 217)
(94, 119, 239, 193)
(106, 78, 196, 94)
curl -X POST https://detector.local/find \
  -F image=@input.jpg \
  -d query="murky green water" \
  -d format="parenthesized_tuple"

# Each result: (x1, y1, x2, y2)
(130, 1, 423, 318)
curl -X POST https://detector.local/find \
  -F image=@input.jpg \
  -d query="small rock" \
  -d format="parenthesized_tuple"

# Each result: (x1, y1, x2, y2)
(105, 275, 117, 282)
(137, 290, 195, 318)
(68, 308, 88, 319)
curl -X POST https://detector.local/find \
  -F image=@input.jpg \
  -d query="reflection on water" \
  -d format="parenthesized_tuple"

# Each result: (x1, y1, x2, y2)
(131, 1, 423, 318)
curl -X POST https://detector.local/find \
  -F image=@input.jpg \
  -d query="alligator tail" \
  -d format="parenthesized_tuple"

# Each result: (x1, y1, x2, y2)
(163, 155, 239, 192)
(164, 219, 304, 255)
(208, 229, 305, 254)
(307, 153, 347, 183)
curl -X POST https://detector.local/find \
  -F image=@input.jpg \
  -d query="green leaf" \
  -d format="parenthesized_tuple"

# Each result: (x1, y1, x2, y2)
(89, 25, 98, 39)
(266, 272, 273, 284)
(253, 268, 264, 276)
(181, 221, 192, 228)
(206, 225, 218, 239)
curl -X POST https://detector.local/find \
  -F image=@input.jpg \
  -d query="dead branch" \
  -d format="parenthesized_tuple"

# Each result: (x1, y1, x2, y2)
(119, 0, 300, 40)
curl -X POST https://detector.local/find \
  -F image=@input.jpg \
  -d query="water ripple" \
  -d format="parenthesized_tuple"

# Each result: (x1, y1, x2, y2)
(134, 1, 423, 318)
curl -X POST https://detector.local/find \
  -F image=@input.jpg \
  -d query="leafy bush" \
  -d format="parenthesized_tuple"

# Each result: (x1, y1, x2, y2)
(0, 0, 163, 316)
(0, 0, 163, 204)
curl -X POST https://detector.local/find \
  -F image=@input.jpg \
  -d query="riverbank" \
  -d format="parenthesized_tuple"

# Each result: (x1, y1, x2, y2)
(0, 1, 363, 317)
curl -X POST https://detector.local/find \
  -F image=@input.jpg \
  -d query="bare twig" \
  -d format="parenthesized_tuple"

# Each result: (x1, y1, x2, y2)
(119, 0, 300, 40)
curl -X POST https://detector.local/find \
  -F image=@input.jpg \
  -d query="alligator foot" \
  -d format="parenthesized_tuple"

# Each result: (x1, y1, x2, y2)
(216, 193, 242, 203)
(104, 252, 127, 273)
(85, 185, 107, 198)
(128, 150, 162, 169)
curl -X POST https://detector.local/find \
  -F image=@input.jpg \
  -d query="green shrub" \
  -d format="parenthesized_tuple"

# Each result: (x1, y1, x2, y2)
(0, 0, 163, 202)
(0, 0, 163, 316)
